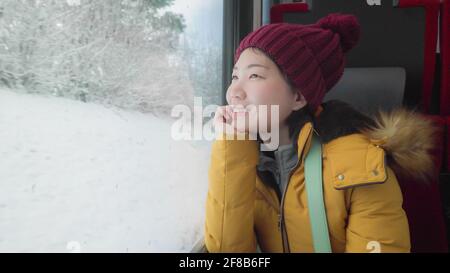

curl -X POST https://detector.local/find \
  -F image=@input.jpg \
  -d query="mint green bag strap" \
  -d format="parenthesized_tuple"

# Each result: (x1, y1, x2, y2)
(305, 132, 332, 253)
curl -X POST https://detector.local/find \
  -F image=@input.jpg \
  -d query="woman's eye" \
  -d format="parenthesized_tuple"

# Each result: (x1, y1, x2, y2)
(231, 75, 238, 80)
(249, 74, 260, 79)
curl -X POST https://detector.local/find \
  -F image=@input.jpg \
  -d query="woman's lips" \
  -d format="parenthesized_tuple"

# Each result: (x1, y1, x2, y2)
(231, 105, 248, 113)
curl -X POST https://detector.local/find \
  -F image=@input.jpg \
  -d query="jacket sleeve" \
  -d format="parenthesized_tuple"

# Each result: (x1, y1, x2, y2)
(345, 166, 411, 253)
(204, 133, 259, 252)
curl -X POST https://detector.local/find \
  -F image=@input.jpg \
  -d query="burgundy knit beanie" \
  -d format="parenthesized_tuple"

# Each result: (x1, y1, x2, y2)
(234, 13, 361, 112)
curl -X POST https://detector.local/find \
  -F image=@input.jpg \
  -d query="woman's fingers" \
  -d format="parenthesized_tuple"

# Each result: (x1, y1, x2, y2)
(214, 106, 232, 135)
(214, 105, 259, 136)
(224, 105, 233, 123)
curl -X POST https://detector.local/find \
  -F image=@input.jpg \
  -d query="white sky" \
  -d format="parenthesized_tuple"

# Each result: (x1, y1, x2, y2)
(166, 0, 223, 48)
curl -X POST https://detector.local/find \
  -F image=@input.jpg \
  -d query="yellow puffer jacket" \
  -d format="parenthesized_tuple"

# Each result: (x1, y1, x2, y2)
(204, 100, 438, 253)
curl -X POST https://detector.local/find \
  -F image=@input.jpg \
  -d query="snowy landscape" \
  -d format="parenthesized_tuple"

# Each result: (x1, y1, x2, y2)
(0, 0, 223, 252)
(0, 89, 211, 252)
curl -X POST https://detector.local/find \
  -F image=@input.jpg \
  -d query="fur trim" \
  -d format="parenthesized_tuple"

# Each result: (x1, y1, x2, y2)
(360, 108, 441, 183)
(315, 100, 441, 183)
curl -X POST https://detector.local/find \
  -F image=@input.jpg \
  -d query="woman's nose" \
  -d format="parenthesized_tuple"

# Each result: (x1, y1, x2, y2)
(228, 86, 246, 103)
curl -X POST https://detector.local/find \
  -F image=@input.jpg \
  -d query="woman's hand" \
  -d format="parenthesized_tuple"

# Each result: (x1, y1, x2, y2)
(213, 105, 235, 136)
(213, 105, 257, 137)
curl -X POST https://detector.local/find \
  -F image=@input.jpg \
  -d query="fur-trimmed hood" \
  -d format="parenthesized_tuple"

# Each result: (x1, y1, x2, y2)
(315, 100, 441, 183)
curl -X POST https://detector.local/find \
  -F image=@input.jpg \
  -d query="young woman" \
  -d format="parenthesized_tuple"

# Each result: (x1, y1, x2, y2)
(204, 14, 437, 253)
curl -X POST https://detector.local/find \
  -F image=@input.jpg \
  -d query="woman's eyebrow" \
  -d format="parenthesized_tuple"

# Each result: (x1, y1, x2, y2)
(233, 64, 269, 71)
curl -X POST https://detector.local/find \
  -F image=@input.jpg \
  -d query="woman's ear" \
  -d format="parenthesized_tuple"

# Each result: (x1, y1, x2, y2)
(292, 91, 307, 111)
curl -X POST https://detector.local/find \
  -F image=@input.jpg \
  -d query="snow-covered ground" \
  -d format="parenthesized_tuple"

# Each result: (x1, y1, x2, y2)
(0, 89, 211, 252)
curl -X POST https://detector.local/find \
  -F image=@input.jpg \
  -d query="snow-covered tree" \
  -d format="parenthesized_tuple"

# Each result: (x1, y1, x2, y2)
(0, 0, 194, 115)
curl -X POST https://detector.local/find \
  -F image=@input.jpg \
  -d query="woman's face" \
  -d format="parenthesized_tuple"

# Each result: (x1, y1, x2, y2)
(226, 48, 307, 131)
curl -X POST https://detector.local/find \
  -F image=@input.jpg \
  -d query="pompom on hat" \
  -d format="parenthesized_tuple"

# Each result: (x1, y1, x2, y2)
(234, 13, 361, 112)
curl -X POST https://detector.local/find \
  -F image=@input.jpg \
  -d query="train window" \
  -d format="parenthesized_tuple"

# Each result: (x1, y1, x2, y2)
(0, 0, 223, 252)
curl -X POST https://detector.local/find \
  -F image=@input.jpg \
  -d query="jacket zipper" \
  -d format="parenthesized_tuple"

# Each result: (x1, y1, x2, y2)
(278, 164, 297, 253)
(278, 126, 315, 253)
